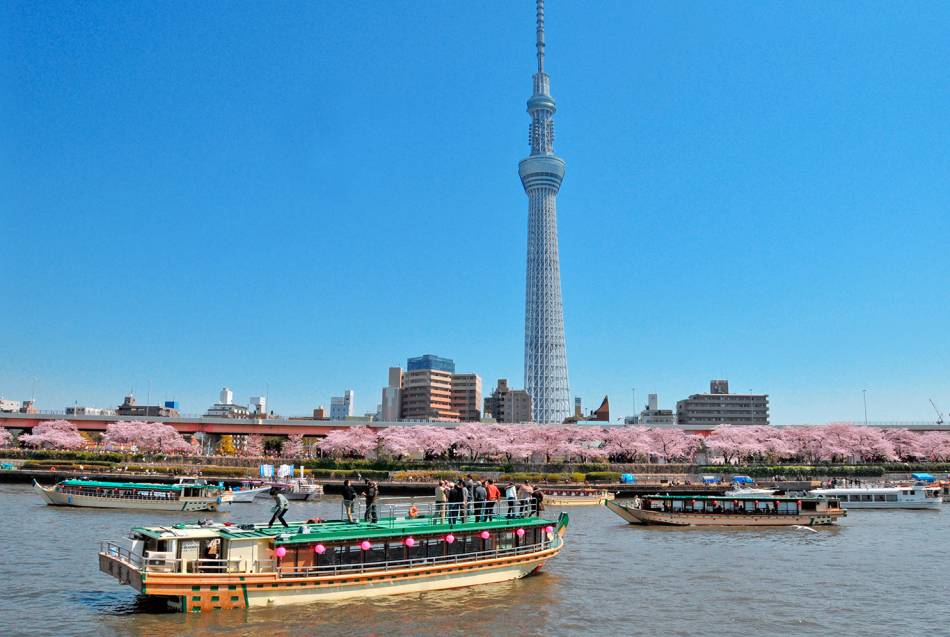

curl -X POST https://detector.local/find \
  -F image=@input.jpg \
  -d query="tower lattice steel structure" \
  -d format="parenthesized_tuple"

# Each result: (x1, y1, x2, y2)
(520, 0, 570, 423)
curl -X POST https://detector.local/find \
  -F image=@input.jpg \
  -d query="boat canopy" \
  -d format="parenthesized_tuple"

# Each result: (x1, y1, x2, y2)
(731, 476, 754, 484)
(60, 479, 226, 491)
(702, 475, 718, 484)
(911, 473, 935, 482)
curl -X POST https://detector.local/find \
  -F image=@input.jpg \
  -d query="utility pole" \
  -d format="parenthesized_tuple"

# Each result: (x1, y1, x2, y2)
(862, 389, 869, 426)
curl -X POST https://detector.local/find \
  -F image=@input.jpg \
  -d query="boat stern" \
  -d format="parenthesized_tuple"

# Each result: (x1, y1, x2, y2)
(98, 544, 145, 592)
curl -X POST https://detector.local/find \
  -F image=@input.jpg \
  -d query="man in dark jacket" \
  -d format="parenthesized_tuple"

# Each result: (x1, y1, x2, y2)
(342, 479, 357, 523)
(447, 481, 465, 524)
(363, 479, 379, 523)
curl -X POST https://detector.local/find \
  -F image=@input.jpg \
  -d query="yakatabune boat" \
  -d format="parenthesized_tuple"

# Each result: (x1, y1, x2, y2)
(606, 494, 845, 526)
(99, 498, 568, 611)
(540, 487, 615, 506)
(34, 479, 232, 512)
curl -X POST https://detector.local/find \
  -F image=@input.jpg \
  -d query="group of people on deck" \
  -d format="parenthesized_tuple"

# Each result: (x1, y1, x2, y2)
(268, 475, 545, 529)
(434, 476, 544, 524)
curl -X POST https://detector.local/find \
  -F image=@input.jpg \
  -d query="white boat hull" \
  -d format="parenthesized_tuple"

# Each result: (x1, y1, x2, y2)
(33, 482, 230, 512)
(229, 486, 270, 503)
(837, 500, 941, 510)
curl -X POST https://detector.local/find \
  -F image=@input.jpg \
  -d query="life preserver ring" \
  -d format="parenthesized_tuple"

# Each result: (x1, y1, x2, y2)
(408, 506, 419, 519)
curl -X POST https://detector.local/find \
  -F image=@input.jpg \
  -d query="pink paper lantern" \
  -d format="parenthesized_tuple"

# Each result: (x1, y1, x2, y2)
(544, 526, 554, 534)
(516, 528, 525, 537)
(314, 544, 326, 554)
(404, 536, 416, 548)
(444, 533, 455, 544)
(274, 546, 287, 558)
(480, 530, 490, 540)
(360, 540, 372, 551)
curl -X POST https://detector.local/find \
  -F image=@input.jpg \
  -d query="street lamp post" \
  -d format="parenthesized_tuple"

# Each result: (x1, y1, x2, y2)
(862, 389, 869, 426)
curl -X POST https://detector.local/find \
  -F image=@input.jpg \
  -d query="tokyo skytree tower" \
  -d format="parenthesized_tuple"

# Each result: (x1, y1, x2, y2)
(520, 0, 570, 423)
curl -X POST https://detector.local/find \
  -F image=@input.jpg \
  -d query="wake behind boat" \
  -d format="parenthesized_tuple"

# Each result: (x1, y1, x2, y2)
(34, 479, 232, 512)
(606, 494, 845, 527)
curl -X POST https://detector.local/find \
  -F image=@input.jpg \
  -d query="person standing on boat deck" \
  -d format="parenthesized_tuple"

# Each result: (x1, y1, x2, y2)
(267, 487, 290, 528)
(486, 479, 501, 518)
(465, 475, 476, 518)
(448, 481, 465, 524)
(474, 481, 488, 522)
(505, 483, 518, 518)
(342, 479, 357, 523)
(434, 480, 448, 523)
(363, 479, 379, 523)
(531, 486, 544, 516)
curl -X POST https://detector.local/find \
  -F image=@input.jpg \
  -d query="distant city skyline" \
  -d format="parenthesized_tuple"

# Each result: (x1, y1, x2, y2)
(2, 2, 948, 423)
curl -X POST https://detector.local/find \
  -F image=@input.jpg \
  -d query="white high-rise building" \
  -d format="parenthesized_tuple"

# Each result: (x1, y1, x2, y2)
(521, 0, 570, 423)
(219, 387, 233, 405)
(330, 389, 355, 420)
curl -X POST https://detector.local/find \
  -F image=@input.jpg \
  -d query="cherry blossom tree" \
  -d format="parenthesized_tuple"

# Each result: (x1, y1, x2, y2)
(0, 428, 13, 447)
(884, 429, 924, 461)
(649, 428, 701, 462)
(379, 427, 424, 459)
(101, 421, 193, 454)
(19, 420, 86, 450)
(317, 426, 380, 458)
(602, 426, 655, 462)
(244, 434, 264, 457)
(282, 433, 304, 458)
(916, 432, 950, 462)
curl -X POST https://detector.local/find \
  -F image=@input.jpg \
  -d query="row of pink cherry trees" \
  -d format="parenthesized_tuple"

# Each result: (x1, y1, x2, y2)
(9, 419, 195, 454)
(6, 420, 950, 464)
(311, 422, 950, 464)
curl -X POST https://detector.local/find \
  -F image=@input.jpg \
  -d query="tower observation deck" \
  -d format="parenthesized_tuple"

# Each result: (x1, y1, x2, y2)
(519, 0, 570, 423)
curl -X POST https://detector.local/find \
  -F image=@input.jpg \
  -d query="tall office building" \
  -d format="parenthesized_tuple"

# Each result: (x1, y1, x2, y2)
(520, 0, 570, 423)
(389, 355, 481, 422)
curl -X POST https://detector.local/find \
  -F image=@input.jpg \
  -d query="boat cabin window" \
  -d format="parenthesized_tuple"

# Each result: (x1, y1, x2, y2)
(885, 494, 898, 501)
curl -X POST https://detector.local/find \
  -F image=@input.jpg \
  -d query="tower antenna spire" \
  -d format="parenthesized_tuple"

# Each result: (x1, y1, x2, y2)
(536, 0, 545, 73)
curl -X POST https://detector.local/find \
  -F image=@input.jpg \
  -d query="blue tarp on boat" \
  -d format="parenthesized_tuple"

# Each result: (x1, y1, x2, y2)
(731, 475, 754, 484)
(911, 473, 935, 482)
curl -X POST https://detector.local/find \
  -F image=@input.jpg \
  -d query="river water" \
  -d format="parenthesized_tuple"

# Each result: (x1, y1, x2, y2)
(1, 483, 948, 637)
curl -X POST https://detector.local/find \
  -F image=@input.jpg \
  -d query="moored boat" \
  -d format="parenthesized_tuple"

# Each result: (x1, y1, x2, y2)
(540, 487, 614, 506)
(605, 494, 845, 527)
(99, 498, 568, 611)
(34, 479, 232, 512)
(280, 478, 324, 501)
(229, 484, 271, 503)
(808, 484, 942, 510)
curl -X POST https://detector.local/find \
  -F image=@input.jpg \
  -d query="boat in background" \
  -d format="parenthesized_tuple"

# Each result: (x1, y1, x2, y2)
(808, 484, 942, 510)
(99, 497, 567, 611)
(229, 483, 271, 503)
(34, 479, 231, 512)
(606, 495, 845, 527)
(540, 487, 614, 506)
(281, 477, 323, 501)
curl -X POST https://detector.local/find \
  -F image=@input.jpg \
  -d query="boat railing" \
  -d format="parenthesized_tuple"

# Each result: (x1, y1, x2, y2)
(352, 497, 541, 527)
(268, 539, 555, 578)
(100, 541, 144, 568)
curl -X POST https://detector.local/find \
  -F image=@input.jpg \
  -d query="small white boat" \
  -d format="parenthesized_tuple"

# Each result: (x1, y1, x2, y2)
(229, 485, 271, 503)
(808, 484, 942, 510)
(282, 478, 323, 501)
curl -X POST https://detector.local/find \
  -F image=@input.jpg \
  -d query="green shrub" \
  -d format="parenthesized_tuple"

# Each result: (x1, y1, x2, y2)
(585, 471, 620, 483)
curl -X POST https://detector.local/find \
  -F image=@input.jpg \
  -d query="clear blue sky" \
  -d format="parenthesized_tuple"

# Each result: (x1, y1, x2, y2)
(2, 2, 948, 423)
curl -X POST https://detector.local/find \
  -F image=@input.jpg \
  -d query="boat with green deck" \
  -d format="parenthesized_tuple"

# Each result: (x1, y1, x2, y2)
(34, 478, 231, 512)
(99, 497, 568, 611)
